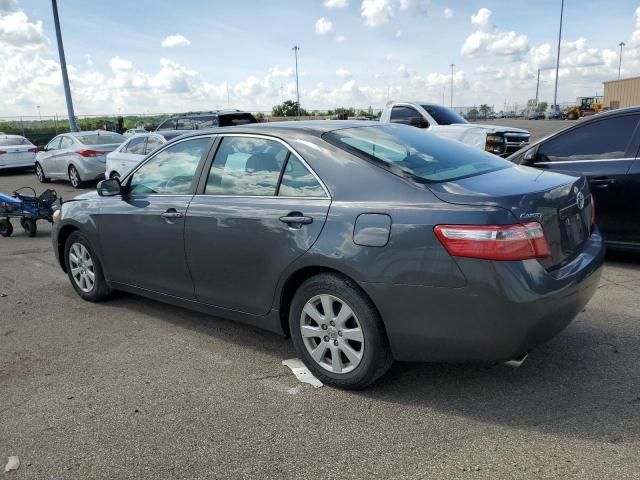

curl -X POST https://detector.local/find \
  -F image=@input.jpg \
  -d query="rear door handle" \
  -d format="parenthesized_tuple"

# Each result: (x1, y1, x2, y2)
(161, 209, 185, 219)
(279, 213, 313, 226)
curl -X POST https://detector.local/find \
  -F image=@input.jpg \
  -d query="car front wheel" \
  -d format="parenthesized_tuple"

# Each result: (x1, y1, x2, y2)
(289, 273, 392, 389)
(64, 231, 112, 301)
(35, 162, 50, 183)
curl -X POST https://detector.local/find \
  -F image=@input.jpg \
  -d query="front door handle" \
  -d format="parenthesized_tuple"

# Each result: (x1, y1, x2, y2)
(161, 209, 185, 219)
(590, 177, 615, 188)
(279, 213, 313, 226)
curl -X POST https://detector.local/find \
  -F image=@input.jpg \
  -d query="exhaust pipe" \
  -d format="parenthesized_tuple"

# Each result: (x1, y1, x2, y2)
(504, 353, 528, 368)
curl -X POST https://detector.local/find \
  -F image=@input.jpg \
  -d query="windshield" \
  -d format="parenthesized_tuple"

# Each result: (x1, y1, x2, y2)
(420, 105, 468, 125)
(77, 133, 125, 145)
(323, 124, 512, 183)
(0, 137, 30, 146)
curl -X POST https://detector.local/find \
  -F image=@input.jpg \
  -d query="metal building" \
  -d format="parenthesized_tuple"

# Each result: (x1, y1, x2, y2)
(603, 76, 640, 109)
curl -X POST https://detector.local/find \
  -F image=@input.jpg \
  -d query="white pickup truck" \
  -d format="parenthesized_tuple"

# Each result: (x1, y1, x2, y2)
(380, 101, 530, 157)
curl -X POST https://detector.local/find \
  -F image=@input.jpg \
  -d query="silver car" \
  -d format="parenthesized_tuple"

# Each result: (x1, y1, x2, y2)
(36, 131, 125, 188)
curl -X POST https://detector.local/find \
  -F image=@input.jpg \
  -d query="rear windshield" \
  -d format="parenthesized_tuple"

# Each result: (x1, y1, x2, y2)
(420, 105, 467, 125)
(218, 113, 257, 127)
(0, 137, 30, 146)
(77, 133, 125, 145)
(323, 124, 512, 183)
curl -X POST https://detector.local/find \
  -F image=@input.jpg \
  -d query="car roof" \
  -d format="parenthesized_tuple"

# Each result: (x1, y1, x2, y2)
(65, 130, 123, 137)
(0, 134, 27, 139)
(171, 120, 381, 140)
(170, 110, 253, 118)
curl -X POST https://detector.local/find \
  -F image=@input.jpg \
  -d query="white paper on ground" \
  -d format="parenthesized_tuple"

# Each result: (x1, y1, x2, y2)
(4, 456, 20, 472)
(282, 358, 323, 388)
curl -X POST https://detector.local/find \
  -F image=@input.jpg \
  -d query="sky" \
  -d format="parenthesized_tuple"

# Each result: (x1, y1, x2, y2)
(1, 0, 639, 117)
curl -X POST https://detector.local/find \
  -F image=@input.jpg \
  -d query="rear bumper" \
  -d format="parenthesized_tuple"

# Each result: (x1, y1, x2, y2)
(362, 228, 605, 363)
(75, 158, 107, 181)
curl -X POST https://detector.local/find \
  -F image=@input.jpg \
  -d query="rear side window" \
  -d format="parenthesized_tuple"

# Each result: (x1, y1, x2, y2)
(157, 119, 176, 131)
(125, 136, 147, 155)
(390, 106, 421, 124)
(205, 137, 288, 196)
(128, 138, 210, 195)
(278, 156, 325, 197)
(324, 124, 511, 183)
(218, 113, 258, 127)
(176, 118, 194, 130)
(192, 116, 217, 129)
(145, 136, 164, 154)
(538, 114, 640, 162)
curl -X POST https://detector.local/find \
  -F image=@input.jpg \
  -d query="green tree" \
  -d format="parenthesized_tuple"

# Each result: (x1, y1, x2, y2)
(272, 100, 308, 117)
(479, 104, 491, 118)
(536, 102, 548, 113)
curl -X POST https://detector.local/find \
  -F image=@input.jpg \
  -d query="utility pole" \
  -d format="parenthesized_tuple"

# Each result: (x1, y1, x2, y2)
(292, 46, 301, 119)
(535, 68, 541, 106)
(51, 0, 78, 132)
(553, 0, 564, 110)
(618, 42, 625, 80)
(37, 105, 41, 122)
(449, 64, 455, 108)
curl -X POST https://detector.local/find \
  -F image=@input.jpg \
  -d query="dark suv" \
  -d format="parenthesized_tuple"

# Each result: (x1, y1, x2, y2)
(155, 110, 257, 131)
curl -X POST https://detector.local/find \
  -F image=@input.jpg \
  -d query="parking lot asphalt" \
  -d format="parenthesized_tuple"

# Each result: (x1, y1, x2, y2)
(1, 120, 639, 479)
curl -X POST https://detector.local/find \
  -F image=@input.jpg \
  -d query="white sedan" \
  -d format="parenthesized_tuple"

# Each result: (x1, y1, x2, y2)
(0, 135, 38, 173)
(105, 131, 190, 179)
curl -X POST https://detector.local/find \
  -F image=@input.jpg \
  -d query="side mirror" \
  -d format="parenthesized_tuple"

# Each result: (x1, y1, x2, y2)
(408, 117, 429, 128)
(41, 145, 48, 152)
(97, 178, 122, 197)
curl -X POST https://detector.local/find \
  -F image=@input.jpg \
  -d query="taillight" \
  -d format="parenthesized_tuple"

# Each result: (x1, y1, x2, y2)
(28, 147, 38, 153)
(590, 196, 595, 226)
(78, 149, 106, 157)
(0, 150, 6, 155)
(434, 222, 551, 261)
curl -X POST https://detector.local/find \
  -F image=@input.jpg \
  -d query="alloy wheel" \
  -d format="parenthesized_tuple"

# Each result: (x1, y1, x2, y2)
(36, 164, 43, 181)
(69, 166, 80, 187)
(69, 242, 95, 293)
(300, 294, 365, 374)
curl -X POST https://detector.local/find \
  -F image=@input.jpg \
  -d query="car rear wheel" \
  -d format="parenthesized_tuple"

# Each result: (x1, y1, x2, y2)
(69, 165, 83, 189)
(65, 231, 112, 301)
(0, 219, 13, 237)
(35, 162, 50, 183)
(289, 273, 392, 389)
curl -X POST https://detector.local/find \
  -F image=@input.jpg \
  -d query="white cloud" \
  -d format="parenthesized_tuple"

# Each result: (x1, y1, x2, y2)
(109, 56, 133, 72)
(161, 34, 190, 48)
(461, 8, 528, 58)
(336, 68, 352, 78)
(0, 10, 46, 48)
(398, 65, 410, 78)
(443, 7, 453, 19)
(361, 0, 394, 27)
(336, 34, 346, 42)
(398, 0, 426, 14)
(323, 0, 349, 7)
(315, 17, 333, 35)
(395, 30, 402, 38)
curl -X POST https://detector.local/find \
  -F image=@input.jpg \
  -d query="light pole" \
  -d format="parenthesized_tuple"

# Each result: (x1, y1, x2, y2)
(535, 68, 541, 106)
(449, 64, 455, 108)
(51, 0, 78, 132)
(292, 46, 301, 119)
(37, 105, 41, 122)
(553, 0, 564, 110)
(618, 42, 625, 80)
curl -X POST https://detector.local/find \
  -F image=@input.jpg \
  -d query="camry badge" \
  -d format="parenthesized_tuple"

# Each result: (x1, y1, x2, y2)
(576, 191, 585, 210)
(520, 212, 542, 220)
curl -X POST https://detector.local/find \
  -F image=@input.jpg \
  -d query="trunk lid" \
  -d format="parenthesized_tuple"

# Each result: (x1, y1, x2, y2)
(427, 165, 593, 269)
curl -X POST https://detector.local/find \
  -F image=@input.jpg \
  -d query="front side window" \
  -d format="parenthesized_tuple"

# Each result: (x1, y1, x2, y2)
(192, 116, 217, 129)
(128, 137, 210, 195)
(538, 114, 640, 162)
(125, 136, 147, 155)
(157, 119, 176, 131)
(46, 137, 62, 151)
(205, 137, 288, 196)
(324, 124, 511, 183)
(390, 106, 420, 123)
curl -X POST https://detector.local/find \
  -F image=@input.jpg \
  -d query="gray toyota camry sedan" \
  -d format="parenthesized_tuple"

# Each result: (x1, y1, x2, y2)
(52, 121, 604, 389)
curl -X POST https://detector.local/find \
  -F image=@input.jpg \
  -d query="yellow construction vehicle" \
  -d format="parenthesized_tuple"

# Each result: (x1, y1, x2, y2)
(565, 97, 603, 119)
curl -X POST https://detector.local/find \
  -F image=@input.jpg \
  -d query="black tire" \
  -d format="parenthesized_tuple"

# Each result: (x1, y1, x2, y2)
(110, 171, 121, 180)
(0, 219, 13, 237)
(68, 165, 83, 189)
(35, 162, 50, 183)
(289, 273, 392, 389)
(22, 218, 37, 237)
(64, 231, 112, 302)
